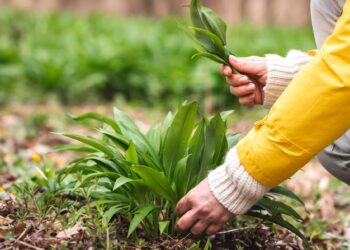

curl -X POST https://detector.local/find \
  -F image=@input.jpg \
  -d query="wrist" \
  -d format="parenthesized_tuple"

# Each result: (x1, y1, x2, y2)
(263, 50, 312, 109)
(208, 147, 269, 215)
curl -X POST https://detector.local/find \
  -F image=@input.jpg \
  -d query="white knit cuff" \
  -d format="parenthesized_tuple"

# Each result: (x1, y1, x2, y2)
(263, 50, 312, 109)
(208, 147, 269, 215)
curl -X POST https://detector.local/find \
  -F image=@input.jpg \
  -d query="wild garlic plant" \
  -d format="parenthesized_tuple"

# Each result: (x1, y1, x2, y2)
(56, 102, 309, 248)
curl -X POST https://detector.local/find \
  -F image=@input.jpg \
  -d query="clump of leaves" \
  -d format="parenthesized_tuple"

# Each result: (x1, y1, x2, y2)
(186, 0, 237, 71)
(55, 102, 309, 248)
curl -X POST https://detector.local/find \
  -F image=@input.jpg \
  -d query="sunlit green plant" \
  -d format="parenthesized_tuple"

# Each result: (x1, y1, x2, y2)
(186, 0, 247, 79)
(186, 0, 231, 67)
(55, 102, 309, 248)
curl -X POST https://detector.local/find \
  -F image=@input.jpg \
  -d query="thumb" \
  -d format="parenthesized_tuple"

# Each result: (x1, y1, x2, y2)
(229, 55, 261, 75)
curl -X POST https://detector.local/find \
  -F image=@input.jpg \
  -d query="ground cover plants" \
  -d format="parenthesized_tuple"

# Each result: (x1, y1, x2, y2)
(1, 105, 350, 249)
(52, 101, 310, 249)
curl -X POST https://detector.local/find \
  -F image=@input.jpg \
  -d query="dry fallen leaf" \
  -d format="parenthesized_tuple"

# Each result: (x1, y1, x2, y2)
(56, 220, 85, 239)
(0, 223, 26, 237)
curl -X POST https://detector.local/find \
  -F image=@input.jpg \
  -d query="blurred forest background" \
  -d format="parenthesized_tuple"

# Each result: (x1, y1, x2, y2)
(1, 0, 311, 25)
(0, 0, 314, 109)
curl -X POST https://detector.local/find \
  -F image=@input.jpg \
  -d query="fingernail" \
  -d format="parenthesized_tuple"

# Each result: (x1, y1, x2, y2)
(239, 76, 248, 83)
(223, 68, 231, 75)
(248, 84, 255, 91)
(229, 55, 238, 64)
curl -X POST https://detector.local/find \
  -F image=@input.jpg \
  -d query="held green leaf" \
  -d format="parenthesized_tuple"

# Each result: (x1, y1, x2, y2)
(189, 27, 226, 58)
(190, 0, 205, 29)
(192, 52, 227, 65)
(201, 7, 227, 45)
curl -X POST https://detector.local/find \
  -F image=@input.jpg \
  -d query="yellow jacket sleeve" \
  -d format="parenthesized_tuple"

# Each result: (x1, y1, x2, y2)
(236, 0, 350, 187)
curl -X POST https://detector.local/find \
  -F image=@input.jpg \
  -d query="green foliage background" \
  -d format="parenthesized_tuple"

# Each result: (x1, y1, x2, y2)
(0, 9, 315, 108)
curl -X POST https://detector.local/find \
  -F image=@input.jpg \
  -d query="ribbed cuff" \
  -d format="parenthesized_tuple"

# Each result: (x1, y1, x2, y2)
(263, 50, 312, 109)
(208, 147, 269, 215)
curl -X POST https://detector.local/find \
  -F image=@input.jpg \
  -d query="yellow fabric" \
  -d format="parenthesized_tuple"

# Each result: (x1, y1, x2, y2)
(236, 0, 350, 187)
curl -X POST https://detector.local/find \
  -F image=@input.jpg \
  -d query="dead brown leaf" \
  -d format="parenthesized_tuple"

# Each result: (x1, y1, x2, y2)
(56, 220, 85, 239)
(0, 223, 26, 237)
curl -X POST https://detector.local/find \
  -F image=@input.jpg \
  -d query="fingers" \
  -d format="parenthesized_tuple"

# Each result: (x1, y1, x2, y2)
(221, 64, 232, 77)
(175, 178, 235, 236)
(205, 224, 223, 236)
(176, 209, 198, 233)
(228, 55, 263, 75)
(226, 74, 250, 87)
(238, 93, 256, 106)
(191, 220, 210, 236)
(229, 84, 255, 97)
(175, 196, 191, 217)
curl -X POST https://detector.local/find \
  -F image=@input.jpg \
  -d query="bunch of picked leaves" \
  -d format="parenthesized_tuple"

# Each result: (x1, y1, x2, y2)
(55, 102, 309, 248)
(186, 0, 234, 68)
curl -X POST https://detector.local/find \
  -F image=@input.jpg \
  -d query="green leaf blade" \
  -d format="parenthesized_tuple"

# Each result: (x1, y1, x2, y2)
(127, 205, 159, 238)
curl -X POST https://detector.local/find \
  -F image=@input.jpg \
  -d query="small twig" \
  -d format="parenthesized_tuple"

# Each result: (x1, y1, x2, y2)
(178, 233, 191, 242)
(15, 225, 29, 241)
(0, 236, 44, 250)
(216, 226, 250, 235)
(174, 232, 191, 248)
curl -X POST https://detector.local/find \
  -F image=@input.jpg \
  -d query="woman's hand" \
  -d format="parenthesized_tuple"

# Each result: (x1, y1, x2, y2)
(175, 178, 234, 236)
(221, 55, 267, 106)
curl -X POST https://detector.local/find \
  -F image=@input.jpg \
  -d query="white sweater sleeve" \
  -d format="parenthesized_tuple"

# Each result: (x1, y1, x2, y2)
(208, 147, 269, 214)
(263, 50, 312, 109)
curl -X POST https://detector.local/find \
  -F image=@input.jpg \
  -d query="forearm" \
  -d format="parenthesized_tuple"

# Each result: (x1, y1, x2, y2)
(237, 0, 350, 187)
(263, 50, 312, 108)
